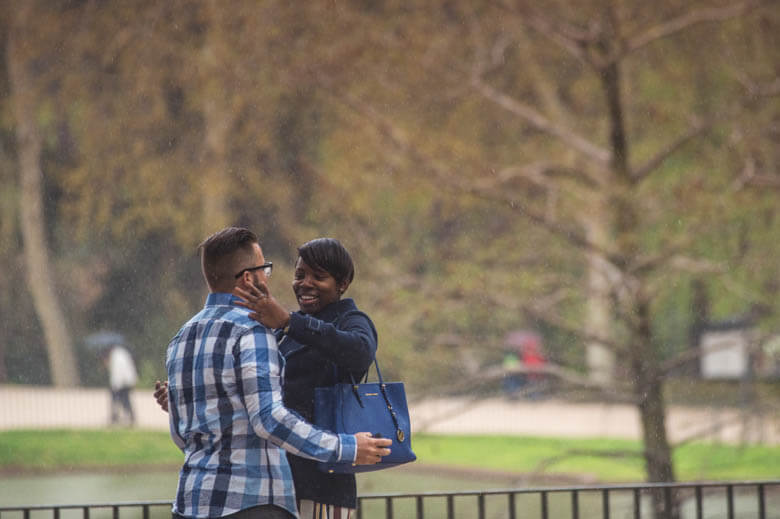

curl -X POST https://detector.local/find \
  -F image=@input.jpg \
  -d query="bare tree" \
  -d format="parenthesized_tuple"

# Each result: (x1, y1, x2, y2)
(7, 2, 79, 386)
(309, 7, 777, 517)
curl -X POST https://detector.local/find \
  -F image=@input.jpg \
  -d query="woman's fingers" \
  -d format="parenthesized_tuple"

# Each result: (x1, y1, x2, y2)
(235, 284, 266, 307)
(234, 286, 251, 300)
(255, 280, 270, 297)
(240, 278, 271, 301)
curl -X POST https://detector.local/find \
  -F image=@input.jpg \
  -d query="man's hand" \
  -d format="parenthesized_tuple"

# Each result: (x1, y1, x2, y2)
(233, 278, 291, 330)
(354, 432, 392, 465)
(154, 380, 169, 413)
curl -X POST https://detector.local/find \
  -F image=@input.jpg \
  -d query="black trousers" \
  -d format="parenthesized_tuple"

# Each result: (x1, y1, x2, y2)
(110, 387, 135, 425)
(172, 505, 294, 519)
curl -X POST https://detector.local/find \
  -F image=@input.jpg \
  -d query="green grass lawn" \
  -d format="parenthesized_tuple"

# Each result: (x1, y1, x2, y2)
(414, 434, 780, 482)
(1, 429, 778, 482)
(0, 429, 182, 471)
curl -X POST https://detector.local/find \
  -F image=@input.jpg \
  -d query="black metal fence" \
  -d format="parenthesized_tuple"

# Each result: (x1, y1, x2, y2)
(0, 481, 777, 519)
(356, 481, 780, 519)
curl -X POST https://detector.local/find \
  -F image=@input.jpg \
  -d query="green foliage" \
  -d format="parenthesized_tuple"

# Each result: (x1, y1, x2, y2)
(1, 0, 778, 453)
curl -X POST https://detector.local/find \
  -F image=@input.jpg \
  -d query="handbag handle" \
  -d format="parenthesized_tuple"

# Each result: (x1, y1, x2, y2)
(329, 309, 404, 442)
(346, 357, 405, 443)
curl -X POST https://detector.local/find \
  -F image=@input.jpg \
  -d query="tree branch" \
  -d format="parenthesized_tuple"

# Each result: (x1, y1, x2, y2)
(733, 157, 780, 190)
(471, 76, 611, 166)
(622, 1, 764, 59)
(412, 362, 634, 409)
(318, 82, 626, 265)
(486, 290, 625, 354)
(495, 0, 597, 66)
(666, 255, 725, 274)
(631, 119, 711, 184)
(744, 174, 780, 189)
(468, 184, 628, 266)
(473, 163, 599, 209)
(734, 72, 780, 98)
(628, 239, 692, 276)
(660, 325, 773, 376)
(645, 255, 725, 299)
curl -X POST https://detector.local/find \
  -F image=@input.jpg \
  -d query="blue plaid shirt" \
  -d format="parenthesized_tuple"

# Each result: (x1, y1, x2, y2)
(166, 293, 357, 518)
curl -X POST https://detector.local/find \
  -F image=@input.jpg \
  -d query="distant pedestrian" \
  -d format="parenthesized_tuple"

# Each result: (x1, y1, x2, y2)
(502, 350, 524, 399)
(100, 344, 137, 426)
(520, 333, 546, 399)
(504, 330, 547, 399)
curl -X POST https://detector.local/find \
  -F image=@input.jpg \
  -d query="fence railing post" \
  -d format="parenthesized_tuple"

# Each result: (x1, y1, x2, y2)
(695, 486, 703, 519)
(572, 490, 580, 519)
(507, 492, 516, 519)
(632, 488, 640, 519)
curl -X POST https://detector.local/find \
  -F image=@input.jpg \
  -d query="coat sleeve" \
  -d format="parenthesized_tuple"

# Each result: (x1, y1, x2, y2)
(285, 309, 378, 372)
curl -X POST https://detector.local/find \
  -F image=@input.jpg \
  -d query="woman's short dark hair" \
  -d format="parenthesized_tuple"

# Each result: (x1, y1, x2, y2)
(297, 238, 354, 285)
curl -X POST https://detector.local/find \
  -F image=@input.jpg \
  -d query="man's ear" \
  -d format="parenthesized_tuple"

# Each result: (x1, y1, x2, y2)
(338, 280, 350, 295)
(236, 271, 252, 288)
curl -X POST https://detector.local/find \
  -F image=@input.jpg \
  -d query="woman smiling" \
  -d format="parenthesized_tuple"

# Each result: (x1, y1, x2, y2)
(234, 238, 377, 519)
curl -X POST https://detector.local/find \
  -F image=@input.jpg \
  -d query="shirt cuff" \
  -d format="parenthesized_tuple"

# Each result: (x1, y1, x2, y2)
(337, 433, 357, 463)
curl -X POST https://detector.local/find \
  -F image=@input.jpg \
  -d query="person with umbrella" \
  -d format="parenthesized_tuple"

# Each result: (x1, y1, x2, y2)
(87, 332, 138, 426)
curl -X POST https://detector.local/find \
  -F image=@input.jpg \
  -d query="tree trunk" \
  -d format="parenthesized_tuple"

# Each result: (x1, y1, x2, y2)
(633, 296, 678, 519)
(583, 210, 615, 384)
(0, 338, 6, 383)
(688, 278, 709, 376)
(7, 3, 80, 387)
(597, 12, 677, 512)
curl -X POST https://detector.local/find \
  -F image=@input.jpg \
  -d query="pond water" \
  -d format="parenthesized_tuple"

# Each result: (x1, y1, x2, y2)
(0, 471, 177, 507)
(0, 465, 521, 507)
(0, 466, 534, 519)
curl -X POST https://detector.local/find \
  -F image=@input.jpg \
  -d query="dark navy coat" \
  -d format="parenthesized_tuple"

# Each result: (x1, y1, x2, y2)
(278, 298, 378, 508)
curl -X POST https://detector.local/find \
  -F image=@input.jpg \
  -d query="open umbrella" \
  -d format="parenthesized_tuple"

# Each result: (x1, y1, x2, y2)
(84, 331, 127, 352)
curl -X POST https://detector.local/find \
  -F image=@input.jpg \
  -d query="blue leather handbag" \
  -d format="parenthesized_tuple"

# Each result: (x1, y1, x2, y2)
(314, 358, 416, 473)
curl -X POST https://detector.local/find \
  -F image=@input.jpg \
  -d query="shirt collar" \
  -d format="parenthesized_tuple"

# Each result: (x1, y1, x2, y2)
(205, 292, 243, 307)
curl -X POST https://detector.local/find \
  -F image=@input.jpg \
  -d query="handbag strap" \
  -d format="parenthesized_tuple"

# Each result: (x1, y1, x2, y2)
(379, 377, 405, 443)
(345, 354, 384, 385)
(332, 312, 405, 442)
(347, 357, 404, 443)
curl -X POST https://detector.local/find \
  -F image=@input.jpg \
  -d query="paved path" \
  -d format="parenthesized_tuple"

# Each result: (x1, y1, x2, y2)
(0, 385, 169, 430)
(1, 385, 778, 445)
(411, 396, 780, 445)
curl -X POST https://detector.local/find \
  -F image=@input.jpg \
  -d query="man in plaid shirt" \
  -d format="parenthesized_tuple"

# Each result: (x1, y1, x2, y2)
(166, 227, 391, 519)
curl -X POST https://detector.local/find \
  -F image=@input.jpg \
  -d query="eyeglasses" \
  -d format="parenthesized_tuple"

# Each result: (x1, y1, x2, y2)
(234, 262, 273, 279)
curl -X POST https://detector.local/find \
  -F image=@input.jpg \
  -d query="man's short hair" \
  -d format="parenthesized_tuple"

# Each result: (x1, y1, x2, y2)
(199, 227, 259, 291)
(297, 238, 354, 285)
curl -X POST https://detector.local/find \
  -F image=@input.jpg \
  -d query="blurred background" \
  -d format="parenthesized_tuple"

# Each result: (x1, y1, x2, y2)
(1, 0, 779, 494)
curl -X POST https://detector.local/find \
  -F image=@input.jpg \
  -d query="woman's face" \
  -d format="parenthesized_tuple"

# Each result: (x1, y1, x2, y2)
(292, 257, 348, 314)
